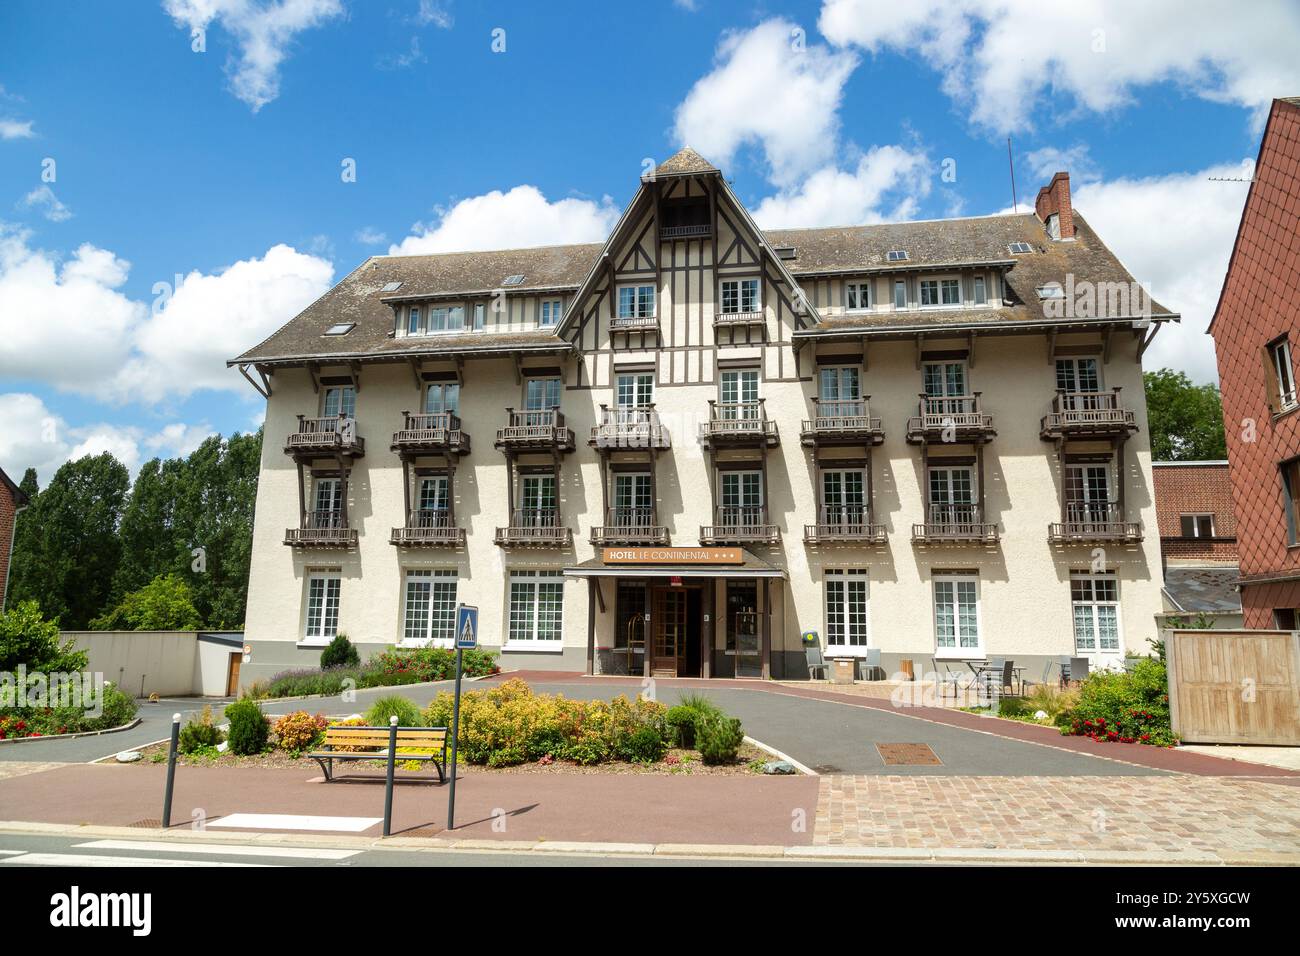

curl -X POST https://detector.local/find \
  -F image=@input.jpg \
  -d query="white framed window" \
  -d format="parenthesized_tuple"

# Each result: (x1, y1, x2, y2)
(403, 569, 458, 647)
(933, 574, 981, 658)
(923, 361, 968, 398)
(720, 470, 763, 525)
(407, 306, 422, 335)
(322, 385, 355, 418)
(416, 476, 450, 515)
(523, 376, 561, 411)
(720, 277, 760, 314)
(311, 477, 343, 527)
(845, 281, 872, 311)
(1071, 572, 1120, 659)
(473, 303, 486, 330)
(1056, 357, 1101, 393)
(821, 469, 866, 524)
(818, 365, 860, 403)
(424, 381, 459, 414)
(507, 571, 565, 648)
(1065, 463, 1113, 520)
(613, 473, 653, 525)
(719, 368, 760, 419)
(1269, 338, 1297, 411)
(422, 306, 464, 332)
(941, 278, 961, 305)
(921, 277, 961, 307)
(928, 466, 975, 524)
(920, 279, 939, 307)
(520, 474, 557, 522)
(1180, 513, 1215, 538)
(973, 276, 987, 306)
(615, 372, 654, 407)
(539, 299, 563, 327)
(893, 279, 908, 309)
(825, 569, 870, 656)
(617, 285, 655, 319)
(303, 571, 341, 644)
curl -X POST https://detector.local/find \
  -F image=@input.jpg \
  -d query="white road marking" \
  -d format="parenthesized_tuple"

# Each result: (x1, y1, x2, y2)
(76, 840, 361, 860)
(207, 813, 382, 833)
(0, 849, 25, 856)
(1, 852, 268, 867)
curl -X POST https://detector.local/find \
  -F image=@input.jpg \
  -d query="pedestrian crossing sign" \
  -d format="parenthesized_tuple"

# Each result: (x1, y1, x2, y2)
(456, 604, 479, 649)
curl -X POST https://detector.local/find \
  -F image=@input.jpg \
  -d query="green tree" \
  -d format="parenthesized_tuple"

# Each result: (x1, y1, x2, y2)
(1143, 369, 1227, 461)
(90, 573, 203, 631)
(8, 453, 129, 629)
(111, 457, 185, 602)
(0, 600, 88, 673)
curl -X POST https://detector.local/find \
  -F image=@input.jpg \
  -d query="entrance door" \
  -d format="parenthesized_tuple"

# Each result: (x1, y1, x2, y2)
(226, 652, 242, 697)
(651, 587, 687, 677)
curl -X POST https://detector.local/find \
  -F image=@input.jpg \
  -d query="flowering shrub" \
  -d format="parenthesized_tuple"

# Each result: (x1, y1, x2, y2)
(252, 647, 499, 699)
(372, 647, 499, 684)
(1057, 657, 1176, 746)
(0, 683, 137, 739)
(273, 711, 328, 752)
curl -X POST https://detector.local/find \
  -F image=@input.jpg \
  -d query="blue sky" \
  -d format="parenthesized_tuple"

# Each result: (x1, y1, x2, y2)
(1, 0, 1295, 482)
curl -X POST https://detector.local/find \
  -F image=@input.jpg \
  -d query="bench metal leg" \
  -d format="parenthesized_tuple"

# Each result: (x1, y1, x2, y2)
(312, 756, 333, 782)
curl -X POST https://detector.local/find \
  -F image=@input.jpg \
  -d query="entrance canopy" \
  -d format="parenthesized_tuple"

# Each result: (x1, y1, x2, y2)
(563, 547, 786, 580)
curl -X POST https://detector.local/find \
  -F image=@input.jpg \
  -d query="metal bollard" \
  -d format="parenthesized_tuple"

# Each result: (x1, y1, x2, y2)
(382, 715, 398, 837)
(447, 645, 464, 830)
(162, 713, 181, 829)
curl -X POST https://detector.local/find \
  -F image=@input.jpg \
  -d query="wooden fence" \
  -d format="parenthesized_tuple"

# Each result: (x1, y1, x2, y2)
(1167, 629, 1300, 745)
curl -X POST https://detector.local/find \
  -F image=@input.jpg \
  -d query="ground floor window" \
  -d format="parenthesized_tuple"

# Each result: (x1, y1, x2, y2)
(1071, 572, 1120, 656)
(508, 571, 564, 647)
(403, 570, 458, 646)
(304, 570, 341, 643)
(933, 573, 980, 657)
(825, 569, 870, 654)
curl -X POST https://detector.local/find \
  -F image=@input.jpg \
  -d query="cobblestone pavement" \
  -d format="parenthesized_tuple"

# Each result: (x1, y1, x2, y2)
(814, 775, 1300, 854)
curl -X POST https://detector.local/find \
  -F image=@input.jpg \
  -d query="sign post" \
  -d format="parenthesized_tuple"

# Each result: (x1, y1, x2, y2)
(447, 603, 478, 831)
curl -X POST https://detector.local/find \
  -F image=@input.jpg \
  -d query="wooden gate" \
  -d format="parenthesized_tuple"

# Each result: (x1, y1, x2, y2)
(1167, 629, 1300, 744)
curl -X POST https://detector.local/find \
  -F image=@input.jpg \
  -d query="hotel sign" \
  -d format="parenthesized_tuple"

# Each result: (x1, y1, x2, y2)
(602, 547, 744, 565)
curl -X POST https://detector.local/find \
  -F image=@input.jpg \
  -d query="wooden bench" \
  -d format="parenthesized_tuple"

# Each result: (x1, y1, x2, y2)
(308, 725, 448, 784)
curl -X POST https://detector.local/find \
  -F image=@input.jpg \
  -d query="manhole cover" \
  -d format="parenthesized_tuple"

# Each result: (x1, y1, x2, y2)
(811, 764, 842, 774)
(400, 827, 445, 839)
(876, 743, 942, 766)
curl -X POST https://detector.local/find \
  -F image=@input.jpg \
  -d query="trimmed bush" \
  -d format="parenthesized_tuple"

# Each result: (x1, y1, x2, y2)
(179, 705, 224, 753)
(665, 706, 698, 748)
(617, 724, 667, 763)
(320, 634, 360, 670)
(365, 694, 425, 728)
(1057, 657, 1175, 746)
(696, 712, 745, 765)
(224, 698, 270, 755)
(273, 711, 328, 752)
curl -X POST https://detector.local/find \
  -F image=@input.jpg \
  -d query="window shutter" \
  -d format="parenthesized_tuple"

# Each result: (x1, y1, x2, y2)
(1264, 345, 1282, 414)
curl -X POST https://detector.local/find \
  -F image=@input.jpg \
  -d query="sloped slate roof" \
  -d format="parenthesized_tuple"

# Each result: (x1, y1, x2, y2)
(1162, 567, 1243, 614)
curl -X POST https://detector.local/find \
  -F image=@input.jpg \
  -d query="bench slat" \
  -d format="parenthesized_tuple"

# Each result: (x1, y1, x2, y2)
(308, 750, 437, 761)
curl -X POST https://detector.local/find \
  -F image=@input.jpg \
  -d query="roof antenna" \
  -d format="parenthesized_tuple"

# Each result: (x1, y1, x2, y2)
(1007, 136, 1019, 213)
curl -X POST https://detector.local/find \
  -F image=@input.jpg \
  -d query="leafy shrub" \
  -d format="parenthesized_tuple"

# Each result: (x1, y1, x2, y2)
(665, 706, 698, 748)
(371, 646, 498, 684)
(696, 712, 745, 765)
(320, 633, 360, 670)
(89, 574, 202, 631)
(224, 697, 270, 755)
(0, 600, 87, 673)
(618, 725, 667, 763)
(0, 680, 138, 738)
(364, 694, 424, 728)
(997, 696, 1031, 718)
(179, 705, 224, 753)
(1057, 657, 1175, 746)
(273, 711, 328, 752)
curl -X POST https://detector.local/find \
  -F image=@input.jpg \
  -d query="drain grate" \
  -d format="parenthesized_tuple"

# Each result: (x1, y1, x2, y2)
(129, 819, 164, 828)
(399, 827, 446, 839)
(875, 743, 942, 766)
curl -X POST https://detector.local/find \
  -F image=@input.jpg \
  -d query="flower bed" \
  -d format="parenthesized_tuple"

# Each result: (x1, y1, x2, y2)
(1056, 657, 1175, 746)
(0, 683, 138, 739)
(249, 647, 499, 699)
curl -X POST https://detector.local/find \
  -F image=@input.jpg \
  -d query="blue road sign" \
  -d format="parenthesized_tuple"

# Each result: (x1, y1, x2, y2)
(455, 604, 479, 649)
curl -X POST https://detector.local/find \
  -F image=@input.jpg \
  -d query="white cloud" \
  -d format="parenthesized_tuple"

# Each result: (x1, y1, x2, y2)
(378, 36, 425, 71)
(0, 119, 34, 140)
(20, 185, 72, 222)
(389, 185, 619, 255)
(0, 392, 214, 480)
(415, 0, 453, 28)
(673, 18, 858, 187)
(673, 0, 700, 11)
(1025, 144, 1099, 184)
(1070, 162, 1252, 383)
(818, 0, 1300, 133)
(752, 145, 932, 228)
(354, 226, 387, 245)
(163, 0, 344, 112)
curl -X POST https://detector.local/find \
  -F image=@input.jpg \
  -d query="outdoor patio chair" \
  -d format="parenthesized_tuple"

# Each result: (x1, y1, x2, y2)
(932, 658, 964, 700)
(805, 645, 829, 681)
(1070, 657, 1090, 684)
(858, 648, 883, 681)
(1056, 655, 1073, 687)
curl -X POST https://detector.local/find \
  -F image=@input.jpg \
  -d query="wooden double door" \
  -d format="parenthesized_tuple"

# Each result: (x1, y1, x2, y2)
(650, 586, 702, 678)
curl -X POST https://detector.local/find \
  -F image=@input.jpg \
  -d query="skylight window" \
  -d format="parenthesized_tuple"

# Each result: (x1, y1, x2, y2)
(1037, 283, 1065, 300)
(1008, 242, 1034, 254)
(380, 281, 403, 293)
(502, 274, 525, 286)
(885, 250, 908, 262)
(324, 322, 356, 336)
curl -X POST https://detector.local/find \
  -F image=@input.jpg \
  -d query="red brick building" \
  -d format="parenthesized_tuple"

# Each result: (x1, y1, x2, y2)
(1209, 96, 1300, 629)
(0, 466, 31, 612)
(1151, 461, 1239, 566)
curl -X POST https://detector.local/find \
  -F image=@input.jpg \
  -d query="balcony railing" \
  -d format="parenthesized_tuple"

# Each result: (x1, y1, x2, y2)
(390, 411, 470, 456)
(911, 504, 999, 544)
(1040, 388, 1138, 439)
(284, 415, 365, 458)
(713, 310, 765, 327)
(800, 398, 885, 446)
(389, 509, 465, 547)
(1049, 502, 1143, 543)
(494, 508, 572, 548)
(699, 400, 780, 448)
(284, 509, 357, 548)
(700, 506, 780, 545)
(494, 408, 576, 452)
(803, 505, 887, 544)
(609, 313, 659, 330)
(660, 224, 711, 239)
(590, 507, 669, 545)
(589, 404, 670, 450)
(905, 393, 995, 443)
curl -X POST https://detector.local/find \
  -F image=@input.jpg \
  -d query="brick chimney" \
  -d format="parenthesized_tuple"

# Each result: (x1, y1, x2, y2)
(1034, 171, 1074, 240)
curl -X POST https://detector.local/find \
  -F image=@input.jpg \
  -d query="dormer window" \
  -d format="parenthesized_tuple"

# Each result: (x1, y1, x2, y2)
(920, 277, 961, 307)
(893, 279, 908, 310)
(1045, 215, 1061, 240)
(539, 299, 563, 327)
(886, 250, 908, 262)
(428, 306, 465, 332)
(973, 277, 987, 306)
(845, 281, 872, 311)
(407, 306, 422, 334)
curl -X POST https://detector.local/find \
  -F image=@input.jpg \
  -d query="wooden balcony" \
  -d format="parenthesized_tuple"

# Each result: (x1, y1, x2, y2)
(661, 224, 711, 239)
(589, 405, 671, 451)
(390, 411, 470, 456)
(803, 506, 887, 544)
(800, 398, 885, 447)
(609, 314, 660, 331)
(494, 408, 576, 453)
(1049, 503, 1143, 544)
(699, 507, 780, 545)
(389, 510, 465, 547)
(1040, 388, 1138, 441)
(699, 400, 780, 449)
(494, 509, 572, 548)
(911, 505, 999, 545)
(713, 310, 765, 328)
(905, 394, 995, 444)
(589, 508, 670, 546)
(284, 509, 357, 548)
(284, 415, 365, 459)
